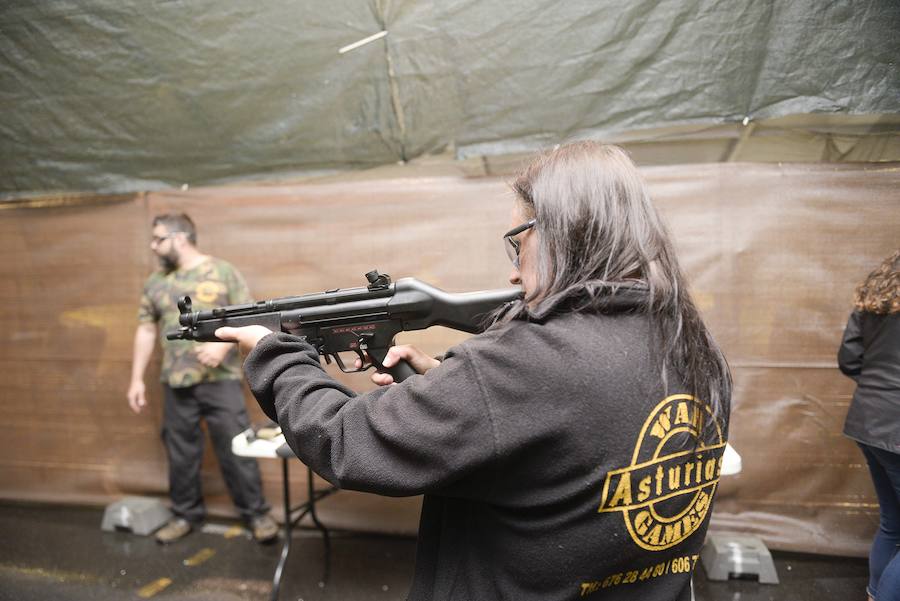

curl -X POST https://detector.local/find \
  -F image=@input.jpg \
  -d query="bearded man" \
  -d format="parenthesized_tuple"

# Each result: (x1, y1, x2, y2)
(127, 213, 277, 544)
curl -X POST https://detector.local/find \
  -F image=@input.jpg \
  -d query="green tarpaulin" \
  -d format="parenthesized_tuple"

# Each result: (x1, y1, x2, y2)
(1, 0, 898, 197)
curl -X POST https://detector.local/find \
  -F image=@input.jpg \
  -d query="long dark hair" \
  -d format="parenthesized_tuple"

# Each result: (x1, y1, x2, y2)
(499, 141, 730, 426)
(854, 248, 900, 315)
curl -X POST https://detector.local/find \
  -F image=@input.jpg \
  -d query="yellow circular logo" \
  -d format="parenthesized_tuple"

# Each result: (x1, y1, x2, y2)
(597, 394, 725, 551)
(194, 281, 223, 304)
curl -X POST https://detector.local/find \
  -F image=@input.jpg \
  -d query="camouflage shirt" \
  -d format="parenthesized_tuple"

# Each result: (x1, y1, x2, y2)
(138, 257, 253, 388)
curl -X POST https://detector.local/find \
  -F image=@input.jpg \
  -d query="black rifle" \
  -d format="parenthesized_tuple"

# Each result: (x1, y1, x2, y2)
(167, 270, 521, 382)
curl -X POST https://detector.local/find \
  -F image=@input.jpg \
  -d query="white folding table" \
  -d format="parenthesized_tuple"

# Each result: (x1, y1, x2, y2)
(232, 428, 338, 601)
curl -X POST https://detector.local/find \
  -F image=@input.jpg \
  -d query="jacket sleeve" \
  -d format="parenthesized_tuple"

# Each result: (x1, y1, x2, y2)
(837, 311, 864, 380)
(243, 332, 498, 497)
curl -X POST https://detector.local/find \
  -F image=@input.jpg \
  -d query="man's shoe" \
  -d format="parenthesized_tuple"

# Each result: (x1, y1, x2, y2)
(154, 518, 193, 544)
(250, 514, 279, 544)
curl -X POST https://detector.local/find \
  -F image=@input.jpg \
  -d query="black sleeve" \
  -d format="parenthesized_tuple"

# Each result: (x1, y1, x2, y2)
(837, 311, 864, 380)
(243, 332, 498, 497)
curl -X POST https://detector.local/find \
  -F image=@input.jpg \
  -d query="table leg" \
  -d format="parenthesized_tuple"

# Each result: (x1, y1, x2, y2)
(306, 466, 332, 583)
(269, 458, 292, 601)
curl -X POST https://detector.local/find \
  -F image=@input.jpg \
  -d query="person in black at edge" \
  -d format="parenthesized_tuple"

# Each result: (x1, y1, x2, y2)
(838, 248, 900, 601)
(217, 141, 732, 601)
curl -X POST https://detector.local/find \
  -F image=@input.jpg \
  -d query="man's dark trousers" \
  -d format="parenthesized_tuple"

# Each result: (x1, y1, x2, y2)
(162, 380, 269, 524)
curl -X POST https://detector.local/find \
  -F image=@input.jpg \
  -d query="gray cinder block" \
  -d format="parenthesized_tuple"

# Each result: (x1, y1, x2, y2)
(100, 496, 172, 536)
(701, 532, 779, 584)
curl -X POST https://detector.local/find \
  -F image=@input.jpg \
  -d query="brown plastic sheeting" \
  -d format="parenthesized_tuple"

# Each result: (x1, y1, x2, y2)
(1, 162, 898, 556)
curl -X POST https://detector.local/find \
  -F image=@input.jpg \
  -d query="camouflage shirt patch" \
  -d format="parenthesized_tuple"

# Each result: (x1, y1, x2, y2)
(138, 257, 252, 388)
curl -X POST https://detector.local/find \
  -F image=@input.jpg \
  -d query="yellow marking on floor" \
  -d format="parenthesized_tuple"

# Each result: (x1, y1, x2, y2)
(183, 547, 216, 567)
(4, 565, 97, 584)
(137, 577, 172, 598)
(223, 525, 245, 539)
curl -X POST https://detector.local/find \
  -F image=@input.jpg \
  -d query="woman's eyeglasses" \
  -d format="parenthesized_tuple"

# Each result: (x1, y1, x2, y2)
(503, 219, 536, 268)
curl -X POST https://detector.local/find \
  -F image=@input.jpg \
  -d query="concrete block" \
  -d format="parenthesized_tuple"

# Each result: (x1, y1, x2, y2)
(701, 532, 779, 584)
(100, 496, 172, 536)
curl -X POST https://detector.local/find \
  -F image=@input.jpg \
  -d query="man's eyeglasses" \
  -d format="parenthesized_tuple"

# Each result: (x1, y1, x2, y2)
(503, 219, 536, 268)
(150, 233, 179, 245)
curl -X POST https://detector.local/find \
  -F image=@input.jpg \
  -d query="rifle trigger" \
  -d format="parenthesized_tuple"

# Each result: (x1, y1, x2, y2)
(352, 348, 369, 370)
(330, 351, 367, 374)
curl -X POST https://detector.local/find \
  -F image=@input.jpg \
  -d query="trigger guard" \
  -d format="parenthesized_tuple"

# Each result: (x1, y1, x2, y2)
(330, 350, 372, 373)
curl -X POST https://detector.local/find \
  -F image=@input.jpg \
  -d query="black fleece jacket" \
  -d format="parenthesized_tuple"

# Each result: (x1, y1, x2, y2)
(245, 305, 729, 601)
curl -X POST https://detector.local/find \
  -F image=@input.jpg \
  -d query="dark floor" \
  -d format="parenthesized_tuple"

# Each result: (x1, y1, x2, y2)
(0, 501, 868, 601)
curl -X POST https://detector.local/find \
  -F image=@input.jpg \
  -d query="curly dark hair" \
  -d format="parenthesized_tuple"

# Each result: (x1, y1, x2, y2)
(854, 248, 900, 315)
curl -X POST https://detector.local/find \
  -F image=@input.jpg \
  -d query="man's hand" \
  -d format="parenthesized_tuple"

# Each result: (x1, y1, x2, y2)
(127, 380, 147, 414)
(195, 342, 234, 368)
(360, 344, 441, 386)
(215, 326, 274, 356)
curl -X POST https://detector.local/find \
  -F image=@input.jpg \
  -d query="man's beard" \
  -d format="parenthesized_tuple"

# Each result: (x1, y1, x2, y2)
(157, 250, 179, 272)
